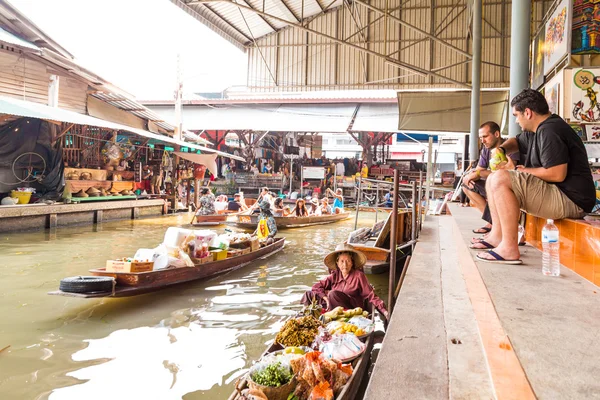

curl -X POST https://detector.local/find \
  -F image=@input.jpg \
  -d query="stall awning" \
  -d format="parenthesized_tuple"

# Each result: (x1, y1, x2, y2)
(397, 91, 508, 133)
(173, 152, 218, 177)
(352, 103, 399, 133)
(0, 95, 244, 161)
(149, 104, 358, 133)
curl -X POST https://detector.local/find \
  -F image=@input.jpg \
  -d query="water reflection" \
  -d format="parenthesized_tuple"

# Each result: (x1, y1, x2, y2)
(0, 211, 387, 399)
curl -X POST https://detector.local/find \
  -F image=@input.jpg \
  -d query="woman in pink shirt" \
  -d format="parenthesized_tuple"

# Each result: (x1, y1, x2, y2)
(302, 244, 389, 320)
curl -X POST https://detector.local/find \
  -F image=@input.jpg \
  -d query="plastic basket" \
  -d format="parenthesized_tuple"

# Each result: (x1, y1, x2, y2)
(10, 190, 32, 204)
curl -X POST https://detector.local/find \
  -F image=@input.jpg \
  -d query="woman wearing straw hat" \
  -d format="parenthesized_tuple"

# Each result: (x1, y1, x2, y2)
(301, 244, 389, 320)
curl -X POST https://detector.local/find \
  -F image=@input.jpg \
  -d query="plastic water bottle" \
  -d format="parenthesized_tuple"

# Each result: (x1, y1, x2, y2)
(541, 219, 560, 277)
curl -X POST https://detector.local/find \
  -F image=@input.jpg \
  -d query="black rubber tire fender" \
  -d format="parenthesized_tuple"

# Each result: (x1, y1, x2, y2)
(59, 276, 114, 293)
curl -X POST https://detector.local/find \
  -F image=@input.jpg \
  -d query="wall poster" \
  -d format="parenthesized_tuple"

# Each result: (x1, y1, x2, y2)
(585, 124, 600, 141)
(571, 68, 600, 122)
(532, 28, 546, 89)
(544, 0, 571, 75)
(546, 81, 560, 115)
(572, 0, 600, 55)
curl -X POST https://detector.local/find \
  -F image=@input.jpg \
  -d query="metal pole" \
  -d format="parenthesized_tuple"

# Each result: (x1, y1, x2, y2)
(300, 167, 304, 198)
(354, 177, 362, 230)
(508, 0, 531, 138)
(375, 184, 379, 223)
(469, 0, 482, 162)
(411, 181, 417, 250)
(289, 156, 293, 195)
(425, 137, 433, 214)
(418, 170, 423, 230)
(388, 169, 399, 315)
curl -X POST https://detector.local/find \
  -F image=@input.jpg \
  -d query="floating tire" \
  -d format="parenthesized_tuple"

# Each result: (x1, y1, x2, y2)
(59, 276, 114, 293)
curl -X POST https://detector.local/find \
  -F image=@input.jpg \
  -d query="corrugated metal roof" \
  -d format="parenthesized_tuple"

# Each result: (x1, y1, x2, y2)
(0, 95, 242, 160)
(171, 0, 343, 48)
(149, 103, 358, 132)
(0, 25, 39, 51)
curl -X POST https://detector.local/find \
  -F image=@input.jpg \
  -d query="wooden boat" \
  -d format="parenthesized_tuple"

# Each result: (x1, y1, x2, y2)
(48, 237, 286, 298)
(233, 211, 351, 230)
(228, 312, 377, 400)
(347, 209, 410, 274)
(192, 214, 228, 226)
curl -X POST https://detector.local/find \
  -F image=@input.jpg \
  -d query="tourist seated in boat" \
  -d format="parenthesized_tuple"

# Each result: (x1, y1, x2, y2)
(249, 187, 273, 213)
(227, 193, 248, 213)
(273, 197, 290, 217)
(301, 244, 389, 320)
(255, 200, 277, 245)
(319, 198, 332, 215)
(196, 188, 216, 216)
(308, 197, 321, 216)
(326, 188, 344, 213)
(290, 198, 309, 217)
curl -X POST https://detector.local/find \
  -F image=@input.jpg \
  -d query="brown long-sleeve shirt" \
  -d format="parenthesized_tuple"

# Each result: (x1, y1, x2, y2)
(311, 269, 387, 314)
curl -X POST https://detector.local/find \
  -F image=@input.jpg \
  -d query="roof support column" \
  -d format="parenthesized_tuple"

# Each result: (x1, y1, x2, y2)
(508, 0, 531, 137)
(469, 0, 482, 163)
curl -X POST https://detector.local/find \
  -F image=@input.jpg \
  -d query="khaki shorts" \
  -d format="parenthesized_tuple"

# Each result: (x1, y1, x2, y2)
(508, 170, 585, 220)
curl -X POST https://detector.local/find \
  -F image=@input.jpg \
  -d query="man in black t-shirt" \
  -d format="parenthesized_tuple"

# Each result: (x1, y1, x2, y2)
(475, 89, 595, 265)
(227, 193, 248, 212)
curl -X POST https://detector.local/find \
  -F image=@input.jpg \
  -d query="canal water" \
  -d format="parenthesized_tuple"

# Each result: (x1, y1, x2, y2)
(0, 212, 387, 399)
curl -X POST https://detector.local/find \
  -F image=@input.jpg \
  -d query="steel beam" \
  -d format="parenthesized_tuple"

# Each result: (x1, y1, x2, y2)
(469, 0, 482, 163)
(200, 0, 471, 87)
(353, 0, 472, 59)
(508, 0, 531, 137)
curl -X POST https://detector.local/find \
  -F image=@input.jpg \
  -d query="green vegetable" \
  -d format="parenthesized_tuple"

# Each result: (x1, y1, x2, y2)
(251, 362, 292, 387)
(287, 393, 300, 400)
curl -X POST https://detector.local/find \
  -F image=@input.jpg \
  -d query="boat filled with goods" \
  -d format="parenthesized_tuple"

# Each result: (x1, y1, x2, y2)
(229, 304, 377, 400)
(49, 228, 285, 298)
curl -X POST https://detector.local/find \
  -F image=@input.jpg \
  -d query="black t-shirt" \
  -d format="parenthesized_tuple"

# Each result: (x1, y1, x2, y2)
(516, 115, 595, 212)
(227, 201, 241, 211)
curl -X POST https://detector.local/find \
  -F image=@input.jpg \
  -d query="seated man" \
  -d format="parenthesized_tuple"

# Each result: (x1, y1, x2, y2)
(384, 188, 393, 207)
(463, 121, 519, 234)
(227, 193, 248, 212)
(476, 89, 596, 264)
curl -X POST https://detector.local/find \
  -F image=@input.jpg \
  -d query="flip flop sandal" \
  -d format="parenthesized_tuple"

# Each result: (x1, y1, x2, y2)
(476, 250, 523, 265)
(469, 240, 495, 249)
(472, 226, 492, 234)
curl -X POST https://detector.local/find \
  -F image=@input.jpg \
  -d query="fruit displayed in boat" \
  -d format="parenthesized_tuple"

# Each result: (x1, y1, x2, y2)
(275, 316, 322, 347)
(326, 321, 366, 336)
(320, 307, 368, 324)
(283, 346, 306, 355)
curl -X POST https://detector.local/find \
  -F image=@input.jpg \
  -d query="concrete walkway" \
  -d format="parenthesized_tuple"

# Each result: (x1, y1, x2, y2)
(365, 204, 600, 400)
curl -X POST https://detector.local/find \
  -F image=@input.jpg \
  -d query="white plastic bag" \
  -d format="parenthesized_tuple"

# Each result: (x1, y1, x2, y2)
(163, 227, 192, 248)
(134, 244, 170, 270)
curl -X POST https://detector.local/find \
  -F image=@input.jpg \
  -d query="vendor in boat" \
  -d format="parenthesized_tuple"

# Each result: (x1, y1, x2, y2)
(255, 200, 277, 245)
(227, 193, 248, 212)
(291, 198, 309, 217)
(326, 188, 344, 213)
(196, 187, 216, 216)
(301, 244, 389, 320)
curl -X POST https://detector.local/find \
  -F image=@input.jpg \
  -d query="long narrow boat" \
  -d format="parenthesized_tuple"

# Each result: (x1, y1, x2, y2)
(228, 312, 376, 400)
(192, 214, 229, 226)
(233, 211, 351, 230)
(48, 237, 285, 298)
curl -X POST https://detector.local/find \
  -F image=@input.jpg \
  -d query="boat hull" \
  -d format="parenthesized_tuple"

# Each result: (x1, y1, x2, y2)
(48, 237, 285, 298)
(233, 211, 351, 230)
(192, 214, 228, 226)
